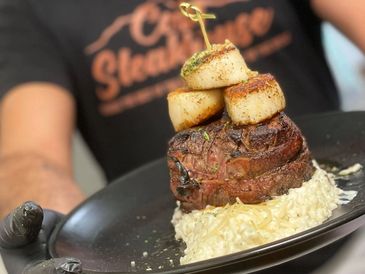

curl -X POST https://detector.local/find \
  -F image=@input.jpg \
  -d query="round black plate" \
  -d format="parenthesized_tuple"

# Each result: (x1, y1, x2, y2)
(49, 111, 365, 274)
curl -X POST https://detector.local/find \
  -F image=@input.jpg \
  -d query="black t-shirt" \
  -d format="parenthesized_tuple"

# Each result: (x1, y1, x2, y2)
(0, 0, 339, 181)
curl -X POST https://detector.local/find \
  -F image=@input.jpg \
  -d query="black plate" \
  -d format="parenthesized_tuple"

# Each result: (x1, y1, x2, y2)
(49, 111, 365, 274)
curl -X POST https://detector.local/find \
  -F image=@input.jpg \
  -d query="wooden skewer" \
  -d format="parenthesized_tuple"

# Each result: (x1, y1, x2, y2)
(179, 2, 216, 49)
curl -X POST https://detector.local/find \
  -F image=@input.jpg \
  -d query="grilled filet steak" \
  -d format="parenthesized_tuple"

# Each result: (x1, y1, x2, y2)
(167, 113, 315, 211)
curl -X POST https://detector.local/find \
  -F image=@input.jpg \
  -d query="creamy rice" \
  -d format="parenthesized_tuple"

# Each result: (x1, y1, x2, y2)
(172, 164, 341, 265)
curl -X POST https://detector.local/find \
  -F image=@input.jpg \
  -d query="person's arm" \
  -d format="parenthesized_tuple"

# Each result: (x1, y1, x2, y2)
(311, 0, 365, 52)
(0, 83, 85, 218)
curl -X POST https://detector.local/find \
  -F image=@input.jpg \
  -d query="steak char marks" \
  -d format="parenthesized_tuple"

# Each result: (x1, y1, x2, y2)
(167, 113, 315, 212)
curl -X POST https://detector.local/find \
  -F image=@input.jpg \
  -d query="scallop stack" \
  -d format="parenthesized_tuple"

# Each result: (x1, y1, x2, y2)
(168, 40, 286, 131)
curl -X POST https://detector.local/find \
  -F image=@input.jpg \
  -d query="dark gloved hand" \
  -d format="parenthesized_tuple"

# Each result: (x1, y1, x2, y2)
(0, 202, 82, 274)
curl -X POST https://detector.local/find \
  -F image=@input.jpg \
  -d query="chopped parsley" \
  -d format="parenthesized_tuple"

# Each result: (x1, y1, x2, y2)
(203, 131, 210, 141)
(181, 40, 234, 77)
(211, 163, 220, 173)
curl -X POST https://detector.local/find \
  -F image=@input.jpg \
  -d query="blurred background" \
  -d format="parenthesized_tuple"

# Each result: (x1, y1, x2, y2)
(0, 22, 364, 274)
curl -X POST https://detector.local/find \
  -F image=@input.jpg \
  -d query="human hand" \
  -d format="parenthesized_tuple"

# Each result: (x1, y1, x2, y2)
(0, 201, 82, 274)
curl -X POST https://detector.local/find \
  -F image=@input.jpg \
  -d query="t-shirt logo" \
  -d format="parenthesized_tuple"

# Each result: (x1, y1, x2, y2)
(85, 0, 291, 117)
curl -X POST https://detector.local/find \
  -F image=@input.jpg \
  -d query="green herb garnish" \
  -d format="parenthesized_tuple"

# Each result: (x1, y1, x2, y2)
(211, 163, 219, 173)
(203, 131, 210, 141)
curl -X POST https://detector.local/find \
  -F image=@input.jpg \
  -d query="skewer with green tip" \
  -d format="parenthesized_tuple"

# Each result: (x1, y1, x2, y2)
(179, 2, 216, 50)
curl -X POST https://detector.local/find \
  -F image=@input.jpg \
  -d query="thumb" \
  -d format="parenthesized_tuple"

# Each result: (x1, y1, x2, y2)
(0, 201, 43, 248)
(23, 258, 82, 274)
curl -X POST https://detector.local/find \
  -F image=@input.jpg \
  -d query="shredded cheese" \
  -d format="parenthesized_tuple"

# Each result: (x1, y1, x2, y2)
(338, 163, 363, 176)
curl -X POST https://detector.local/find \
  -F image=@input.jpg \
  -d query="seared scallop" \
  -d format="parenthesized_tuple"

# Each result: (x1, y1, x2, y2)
(224, 73, 286, 125)
(168, 87, 224, 131)
(181, 40, 249, 90)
